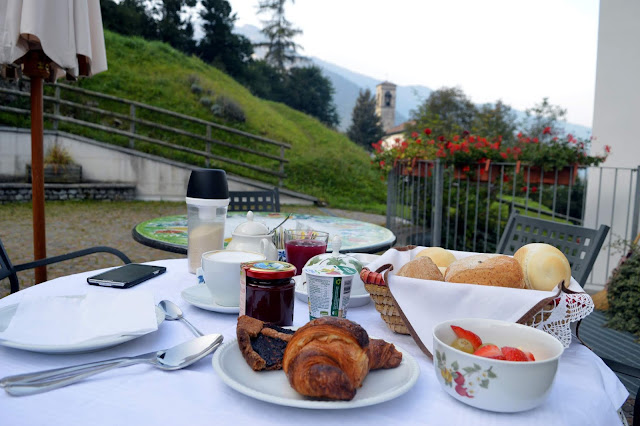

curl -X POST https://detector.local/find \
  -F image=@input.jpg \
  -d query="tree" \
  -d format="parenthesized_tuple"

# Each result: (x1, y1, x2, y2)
(472, 100, 518, 145)
(347, 89, 384, 151)
(282, 66, 339, 127)
(256, 0, 302, 72)
(100, 0, 158, 39)
(408, 87, 476, 138)
(197, 0, 253, 78)
(154, 0, 197, 54)
(521, 97, 567, 138)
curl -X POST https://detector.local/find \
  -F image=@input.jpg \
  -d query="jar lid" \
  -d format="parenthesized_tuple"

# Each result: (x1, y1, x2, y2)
(233, 211, 270, 236)
(245, 261, 297, 280)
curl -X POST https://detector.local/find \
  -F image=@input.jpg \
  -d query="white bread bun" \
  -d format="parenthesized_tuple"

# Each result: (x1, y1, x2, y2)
(396, 256, 444, 281)
(438, 266, 448, 276)
(416, 247, 457, 268)
(513, 243, 572, 291)
(445, 254, 525, 289)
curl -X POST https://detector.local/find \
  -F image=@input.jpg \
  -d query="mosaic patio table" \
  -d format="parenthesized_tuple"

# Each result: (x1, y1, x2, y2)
(132, 212, 396, 255)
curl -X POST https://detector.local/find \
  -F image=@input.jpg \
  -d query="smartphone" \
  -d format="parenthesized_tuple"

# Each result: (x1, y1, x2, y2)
(87, 264, 166, 288)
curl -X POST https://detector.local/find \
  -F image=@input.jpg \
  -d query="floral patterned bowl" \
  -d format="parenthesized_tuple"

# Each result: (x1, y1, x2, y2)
(432, 318, 564, 413)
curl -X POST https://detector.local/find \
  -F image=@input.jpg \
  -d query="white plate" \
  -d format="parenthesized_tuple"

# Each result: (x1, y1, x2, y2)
(181, 284, 240, 314)
(294, 275, 370, 308)
(0, 304, 164, 354)
(212, 338, 419, 409)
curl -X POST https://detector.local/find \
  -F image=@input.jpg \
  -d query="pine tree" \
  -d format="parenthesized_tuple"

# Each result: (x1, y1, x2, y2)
(347, 89, 384, 151)
(256, 0, 302, 72)
(197, 0, 253, 78)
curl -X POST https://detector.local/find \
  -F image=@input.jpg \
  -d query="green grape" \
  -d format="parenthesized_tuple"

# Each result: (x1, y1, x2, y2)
(451, 338, 474, 354)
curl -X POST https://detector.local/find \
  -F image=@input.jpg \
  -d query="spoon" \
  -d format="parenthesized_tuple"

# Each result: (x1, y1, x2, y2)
(270, 213, 292, 233)
(0, 334, 224, 396)
(158, 300, 204, 337)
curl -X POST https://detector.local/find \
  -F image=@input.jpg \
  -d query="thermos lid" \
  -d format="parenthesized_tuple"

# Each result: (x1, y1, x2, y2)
(187, 169, 229, 200)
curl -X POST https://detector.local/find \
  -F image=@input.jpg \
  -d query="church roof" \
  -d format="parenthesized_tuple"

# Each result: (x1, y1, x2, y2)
(377, 81, 396, 87)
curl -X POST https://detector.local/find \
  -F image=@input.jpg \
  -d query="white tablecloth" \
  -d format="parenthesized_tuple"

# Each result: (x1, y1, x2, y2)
(0, 259, 628, 426)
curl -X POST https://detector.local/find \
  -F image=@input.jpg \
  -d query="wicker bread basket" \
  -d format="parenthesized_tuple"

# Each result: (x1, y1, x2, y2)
(361, 262, 567, 336)
(361, 266, 411, 335)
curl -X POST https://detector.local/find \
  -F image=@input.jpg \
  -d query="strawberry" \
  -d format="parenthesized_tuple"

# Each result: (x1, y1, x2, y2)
(473, 344, 505, 359)
(525, 351, 536, 361)
(450, 325, 482, 350)
(501, 346, 529, 362)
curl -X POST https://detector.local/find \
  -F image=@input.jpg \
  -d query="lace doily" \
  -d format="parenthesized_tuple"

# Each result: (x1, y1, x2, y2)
(529, 291, 594, 347)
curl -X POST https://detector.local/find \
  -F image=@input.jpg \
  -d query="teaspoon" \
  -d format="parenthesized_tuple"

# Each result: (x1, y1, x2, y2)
(158, 300, 204, 337)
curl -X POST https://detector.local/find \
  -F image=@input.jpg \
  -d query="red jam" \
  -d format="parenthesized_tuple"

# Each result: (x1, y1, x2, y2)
(240, 261, 296, 326)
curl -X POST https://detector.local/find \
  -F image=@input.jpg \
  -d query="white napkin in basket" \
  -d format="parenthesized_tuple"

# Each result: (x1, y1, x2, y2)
(0, 291, 158, 346)
(365, 247, 591, 356)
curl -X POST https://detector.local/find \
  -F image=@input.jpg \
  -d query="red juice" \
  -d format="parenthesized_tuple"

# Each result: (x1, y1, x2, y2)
(285, 239, 328, 273)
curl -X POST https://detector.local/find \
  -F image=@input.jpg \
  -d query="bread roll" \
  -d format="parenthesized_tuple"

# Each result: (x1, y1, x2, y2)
(445, 254, 525, 289)
(416, 247, 457, 268)
(513, 243, 572, 291)
(396, 256, 444, 281)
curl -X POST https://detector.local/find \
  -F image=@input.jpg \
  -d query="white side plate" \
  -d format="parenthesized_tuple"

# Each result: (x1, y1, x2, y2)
(0, 304, 164, 354)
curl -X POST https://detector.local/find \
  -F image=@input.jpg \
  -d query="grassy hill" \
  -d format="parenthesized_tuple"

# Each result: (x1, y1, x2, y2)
(21, 31, 387, 212)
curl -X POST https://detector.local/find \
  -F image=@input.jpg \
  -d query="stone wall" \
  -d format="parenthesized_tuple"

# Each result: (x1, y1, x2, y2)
(0, 183, 136, 203)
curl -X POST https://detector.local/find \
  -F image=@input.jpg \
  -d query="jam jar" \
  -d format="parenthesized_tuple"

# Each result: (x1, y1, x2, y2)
(240, 261, 296, 326)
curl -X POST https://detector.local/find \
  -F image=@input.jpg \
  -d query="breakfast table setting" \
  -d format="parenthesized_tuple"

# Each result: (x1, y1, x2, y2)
(0, 169, 631, 425)
(0, 254, 629, 426)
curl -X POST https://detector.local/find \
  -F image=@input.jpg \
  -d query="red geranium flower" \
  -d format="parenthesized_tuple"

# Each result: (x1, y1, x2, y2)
(543, 127, 551, 135)
(424, 128, 432, 135)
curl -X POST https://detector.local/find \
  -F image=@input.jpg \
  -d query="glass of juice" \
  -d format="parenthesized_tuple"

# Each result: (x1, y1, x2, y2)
(284, 230, 329, 274)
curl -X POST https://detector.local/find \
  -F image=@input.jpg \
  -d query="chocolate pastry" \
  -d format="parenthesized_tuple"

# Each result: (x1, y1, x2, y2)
(237, 315, 294, 371)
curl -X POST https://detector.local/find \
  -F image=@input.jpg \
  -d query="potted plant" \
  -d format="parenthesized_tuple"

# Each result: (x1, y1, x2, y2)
(511, 128, 610, 185)
(27, 143, 82, 183)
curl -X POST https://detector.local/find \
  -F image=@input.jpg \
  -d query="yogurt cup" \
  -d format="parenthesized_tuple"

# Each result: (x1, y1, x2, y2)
(303, 264, 358, 320)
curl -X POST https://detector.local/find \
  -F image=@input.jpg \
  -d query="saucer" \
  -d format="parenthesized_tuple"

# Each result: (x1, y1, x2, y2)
(181, 284, 240, 314)
(294, 275, 371, 307)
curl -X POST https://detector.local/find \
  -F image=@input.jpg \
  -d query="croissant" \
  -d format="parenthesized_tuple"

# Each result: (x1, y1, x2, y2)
(283, 317, 402, 400)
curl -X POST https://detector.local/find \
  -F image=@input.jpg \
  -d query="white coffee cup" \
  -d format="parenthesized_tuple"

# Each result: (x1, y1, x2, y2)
(201, 250, 266, 306)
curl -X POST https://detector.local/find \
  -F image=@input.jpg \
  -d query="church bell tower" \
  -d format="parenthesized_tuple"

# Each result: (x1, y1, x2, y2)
(375, 81, 397, 132)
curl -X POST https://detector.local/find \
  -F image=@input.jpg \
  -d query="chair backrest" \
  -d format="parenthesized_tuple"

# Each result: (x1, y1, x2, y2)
(0, 237, 20, 294)
(228, 188, 280, 212)
(497, 211, 610, 287)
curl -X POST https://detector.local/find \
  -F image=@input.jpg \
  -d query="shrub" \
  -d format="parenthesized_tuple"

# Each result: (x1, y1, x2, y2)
(606, 243, 640, 341)
(211, 96, 245, 122)
(199, 97, 213, 108)
(190, 83, 202, 95)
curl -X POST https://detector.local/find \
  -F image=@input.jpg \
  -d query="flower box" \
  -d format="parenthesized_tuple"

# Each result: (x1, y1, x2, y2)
(521, 165, 578, 186)
(452, 163, 501, 183)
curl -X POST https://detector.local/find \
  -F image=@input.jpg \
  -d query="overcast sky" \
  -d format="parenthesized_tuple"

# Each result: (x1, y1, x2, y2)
(226, 0, 600, 128)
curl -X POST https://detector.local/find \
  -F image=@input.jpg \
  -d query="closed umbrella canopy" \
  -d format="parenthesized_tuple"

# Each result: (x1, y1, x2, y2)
(1, 0, 107, 79)
(0, 0, 107, 284)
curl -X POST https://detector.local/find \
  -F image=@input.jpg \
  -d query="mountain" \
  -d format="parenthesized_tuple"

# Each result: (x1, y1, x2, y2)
(235, 24, 591, 137)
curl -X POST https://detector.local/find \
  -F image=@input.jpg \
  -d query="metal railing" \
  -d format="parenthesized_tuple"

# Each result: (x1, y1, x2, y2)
(0, 82, 291, 186)
(387, 160, 640, 290)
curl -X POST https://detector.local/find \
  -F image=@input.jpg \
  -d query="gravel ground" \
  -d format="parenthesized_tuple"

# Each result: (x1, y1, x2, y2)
(0, 201, 385, 298)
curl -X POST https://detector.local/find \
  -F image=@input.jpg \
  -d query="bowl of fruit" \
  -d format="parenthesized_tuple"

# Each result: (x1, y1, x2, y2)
(432, 318, 564, 413)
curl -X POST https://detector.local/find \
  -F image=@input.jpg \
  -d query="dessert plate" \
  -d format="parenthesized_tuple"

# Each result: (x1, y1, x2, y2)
(294, 275, 370, 307)
(181, 284, 240, 314)
(0, 303, 164, 354)
(212, 338, 419, 409)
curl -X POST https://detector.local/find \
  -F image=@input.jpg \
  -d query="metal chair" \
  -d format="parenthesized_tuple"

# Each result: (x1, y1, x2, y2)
(497, 211, 610, 287)
(0, 237, 131, 294)
(228, 188, 280, 213)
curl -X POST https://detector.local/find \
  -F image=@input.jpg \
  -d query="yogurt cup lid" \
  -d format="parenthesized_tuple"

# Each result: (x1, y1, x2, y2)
(304, 264, 358, 277)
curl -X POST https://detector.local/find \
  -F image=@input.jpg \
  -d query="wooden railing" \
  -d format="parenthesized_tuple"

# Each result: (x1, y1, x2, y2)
(0, 83, 291, 186)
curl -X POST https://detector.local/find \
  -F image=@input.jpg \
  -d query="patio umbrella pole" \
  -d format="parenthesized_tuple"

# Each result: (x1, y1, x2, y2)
(24, 51, 50, 284)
